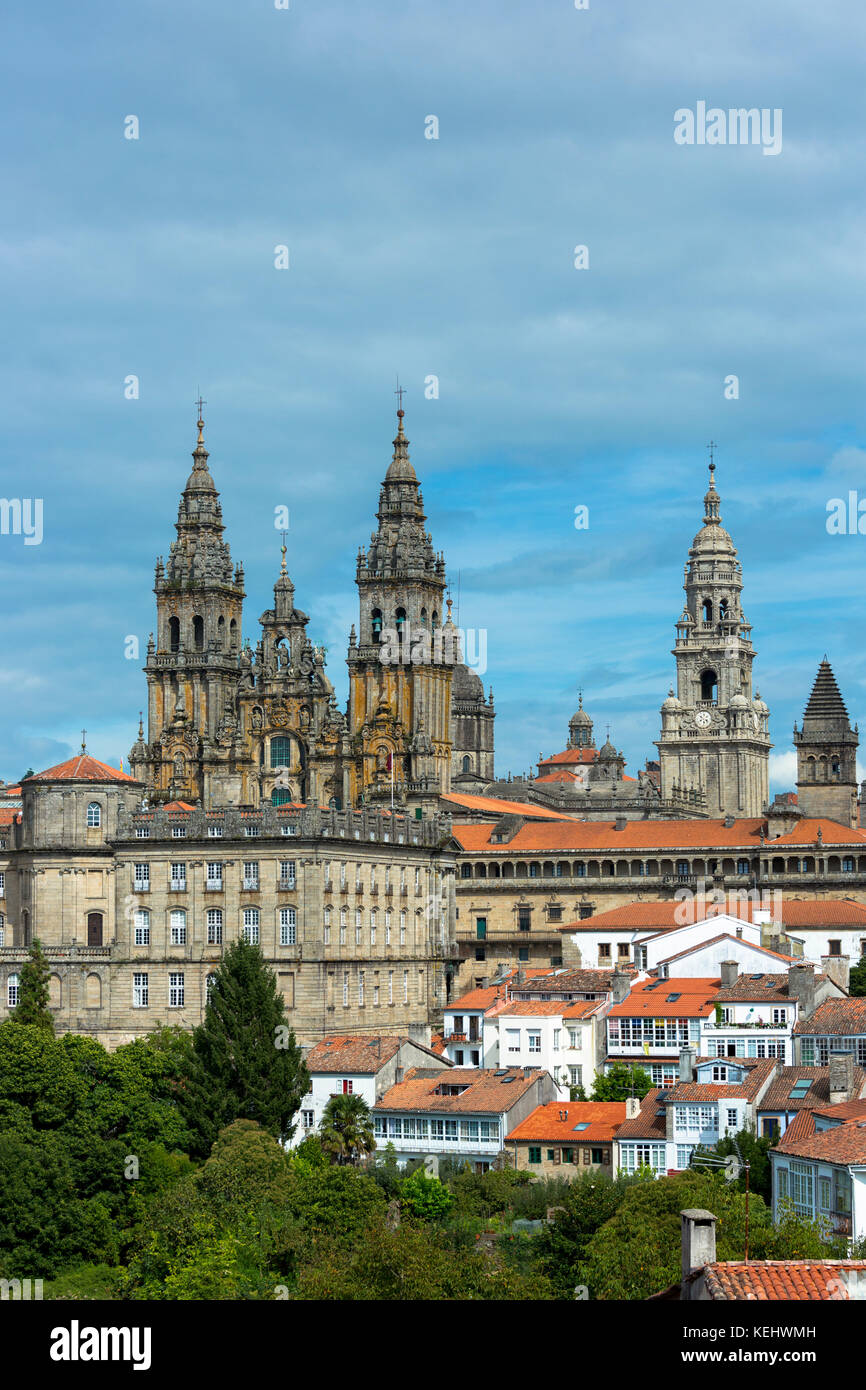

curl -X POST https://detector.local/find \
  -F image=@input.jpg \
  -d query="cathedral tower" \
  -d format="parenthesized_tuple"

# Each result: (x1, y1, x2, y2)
(794, 659, 859, 827)
(347, 405, 452, 809)
(132, 409, 246, 804)
(656, 460, 771, 817)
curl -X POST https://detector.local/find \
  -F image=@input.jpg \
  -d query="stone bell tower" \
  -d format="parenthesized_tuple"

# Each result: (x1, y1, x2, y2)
(656, 457, 771, 817)
(794, 659, 859, 827)
(347, 400, 453, 810)
(131, 405, 246, 804)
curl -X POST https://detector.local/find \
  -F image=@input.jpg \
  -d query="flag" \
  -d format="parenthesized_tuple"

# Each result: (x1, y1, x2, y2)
(642, 1042, 650, 1056)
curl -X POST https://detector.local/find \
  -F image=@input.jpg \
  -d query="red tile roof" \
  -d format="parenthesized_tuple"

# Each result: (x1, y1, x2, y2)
(375, 1067, 547, 1116)
(702, 1261, 866, 1300)
(537, 749, 598, 767)
(493, 999, 601, 1019)
(615, 1089, 667, 1140)
(511, 967, 625, 997)
(305, 1034, 447, 1074)
(608, 977, 719, 1019)
(453, 817, 866, 853)
(668, 1058, 776, 1102)
(506, 1101, 626, 1144)
(759, 1066, 866, 1113)
(443, 793, 574, 821)
(447, 969, 551, 1014)
(535, 770, 581, 784)
(559, 898, 866, 931)
(793, 998, 866, 1037)
(775, 1103, 866, 1162)
(26, 754, 141, 784)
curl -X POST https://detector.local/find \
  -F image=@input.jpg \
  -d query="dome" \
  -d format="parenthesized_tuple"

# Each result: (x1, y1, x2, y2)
(730, 693, 749, 709)
(598, 738, 618, 760)
(570, 699, 592, 727)
(451, 663, 484, 703)
(691, 521, 735, 554)
(752, 692, 769, 714)
(661, 688, 681, 712)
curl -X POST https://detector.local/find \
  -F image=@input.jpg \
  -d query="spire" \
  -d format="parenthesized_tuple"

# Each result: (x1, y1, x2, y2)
(802, 658, 851, 728)
(703, 444, 721, 525)
(385, 400, 418, 482)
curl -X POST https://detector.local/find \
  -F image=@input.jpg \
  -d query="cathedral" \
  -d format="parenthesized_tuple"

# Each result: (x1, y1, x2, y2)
(129, 404, 495, 813)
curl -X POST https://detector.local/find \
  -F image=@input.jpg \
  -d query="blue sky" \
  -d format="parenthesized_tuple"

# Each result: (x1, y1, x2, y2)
(2, 0, 866, 793)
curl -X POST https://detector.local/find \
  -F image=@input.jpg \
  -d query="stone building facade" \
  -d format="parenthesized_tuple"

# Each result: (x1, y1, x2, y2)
(0, 753, 458, 1048)
(657, 463, 771, 817)
(795, 659, 860, 828)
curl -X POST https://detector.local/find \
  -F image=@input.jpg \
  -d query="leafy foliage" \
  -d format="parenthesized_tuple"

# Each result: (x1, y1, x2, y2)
(398, 1168, 454, 1221)
(13, 939, 53, 1030)
(590, 1062, 652, 1101)
(319, 1092, 376, 1165)
(850, 954, 866, 997)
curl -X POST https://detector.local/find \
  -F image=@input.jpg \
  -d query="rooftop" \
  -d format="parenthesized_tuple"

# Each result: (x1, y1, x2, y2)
(793, 998, 866, 1037)
(453, 816, 866, 854)
(25, 753, 141, 785)
(759, 1066, 866, 1114)
(506, 1101, 626, 1144)
(700, 1260, 866, 1300)
(374, 1066, 547, 1116)
(607, 977, 719, 1019)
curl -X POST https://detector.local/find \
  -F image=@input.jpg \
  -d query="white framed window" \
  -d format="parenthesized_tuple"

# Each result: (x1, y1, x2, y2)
(281, 823, 297, 837)
(171, 825, 186, 839)
(355, 908, 362, 945)
(134, 909, 150, 946)
(370, 909, 377, 945)
(359, 970, 365, 1006)
(388, 970, 393, 1004)
(323, 907, 331, 944)
(207, 824, 224, 838)
(403, 969, 408, 1004)
(789, 1160, 814, 1218)
(343, 972, 349, 1006)
(399, 910, 406, 945)
(280, 907, 296, 946)
(506, 1029, 520, 1053)
(244, 824, 260, 838)
(7, 974, 19, 1009)
(323, 861, 331, 886)
(134, 863, 149, 892)
(339, 862, 346, 888)
(771, 1007, 787, 1025)
(818, 1176, 831, 1211)
(339, 907, 346, 945)
(170, 909, 187, 945)
(553, 1029, 561, 1051)
(302, 1109, 315, 1130)
(170, 863, 186, 891)
(415, 868, 421, 894)
(242, 908, 260, 944)
(385, 911, 392, 945)
(527, 1030, 541, 1054)
(86, 802, 102, 827)
(135, 826, 150, 839)
(676, 1144, 695, 1170)
(621, 1143, 665, 1174)
(373, 981, 380, 1006)
(370, 866, 377, 891)
(206, 861, 223, 890)
(726, 1108, 738, 1130)
(280, 860, 296, 888)
(207, 909, 223, 945)
(133, 972, 148, 1008)
(243, 861, 259, 890)
(169, 971, 185, 1008)
(568, 1065, 582, 1086)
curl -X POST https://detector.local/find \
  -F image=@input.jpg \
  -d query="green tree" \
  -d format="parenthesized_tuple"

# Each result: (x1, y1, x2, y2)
(13, 939, 54, 1031)
(180, 939, 309, 1156)
(535, 1169, 644, 1297)
(590, 1062, 652, 1102)
(399, 1168, 454, 1221)
(319, 1092, 376, 1165)
(694, 1128, 774, 1204)
(849, 954, 866, 997)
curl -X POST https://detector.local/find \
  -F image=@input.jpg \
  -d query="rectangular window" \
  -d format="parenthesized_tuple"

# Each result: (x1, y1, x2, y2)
(135, 826, 150, 839)
(553, 1029, 561, 1051)
(476, 917, 487, 940)
(207, 909, 223, 945)
(431, 1119, 444, 1140)
(343, 972, 349, 1007)
(676, 1144, 695, 1170)
(517, 907, 531, 932)
(777, 1167, 788, 1199)
(340, 862, 347, 888)
(355, 908, 362, 945)
(207, 824, 223, 838)
(388, 971, 393, 1005)
(444, 1120, 458, 1142)
(171, 826, 186, 839)
(169, 910, 186, 945)
(134, 910, 150, 946)
(323, 907, 331, 944)
(726, 1108, 738, 1131)
(818, 1177, 831, 1211)
(134, 863, 149, 891)
(528, 1147, 541, 1165)
(244, 825, 260, 838)
(527, 1030, 541, 1053)
(206, 861, 223, 889)
(242, 907, 260, 944)
(789, 1161, 814, 1218)
(771, 1007, 787, 1025)
(169, 972, 184, 1008)
(518, 947, 529, 963)
(282, 823, 297, 837)
(370, 910, 376, 946)
(403, 970, 409, 1004)
(506, 1029, 520, 1053)
(279, 907, 297, 946)
(243, 861, 259, 890)
(400, 910, 406, 945)
(385, 911, 391, 945)
(569, 1066, 582, 1086)
(828, 940, 841, 956)
(358, 971, 365, 1006)
(133, 972, 149, 1008)
(598, 943, 611, 960)
(280, 860, 296, 888)
(578, 903, 592, 919)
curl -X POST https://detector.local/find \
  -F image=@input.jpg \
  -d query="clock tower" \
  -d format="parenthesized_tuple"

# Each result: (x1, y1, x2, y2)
(656, 459, 771, 817)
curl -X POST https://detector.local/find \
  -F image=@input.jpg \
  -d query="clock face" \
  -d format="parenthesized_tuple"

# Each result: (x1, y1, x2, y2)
(695, 710, 712, 728)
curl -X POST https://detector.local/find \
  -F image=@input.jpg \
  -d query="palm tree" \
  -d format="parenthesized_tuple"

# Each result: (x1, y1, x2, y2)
(319, 1092, 376, 1165)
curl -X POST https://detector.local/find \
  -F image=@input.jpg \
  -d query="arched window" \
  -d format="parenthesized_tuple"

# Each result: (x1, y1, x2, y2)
(134, 909, 150, 945)
(49, 974, 62, 1009)
(371, 608, 383, 643)
(86, 912, 103, 947)
(216, 615, 225, 650)
(229, 618, 238, 651)
(395, 607, 406, 633)
(700, 669, 718, 702)
(193, 615, 204, 651)
(462, 755, 472, 773)
(271, 736, 292, 768)
(86, 802, 102, 827)
(420, 607, 427, 627)
(272, 788, 292, 806)
(85, 973, 102, 1008)
(0, 912, 4, 947)
(431, 610, 439, 630)
(169, 616, 180, 653)
(702, 599, 713, 622)
(170, 910, 187, 945)
(7, 974, 19, 1009)
(719, 599, 729, 620)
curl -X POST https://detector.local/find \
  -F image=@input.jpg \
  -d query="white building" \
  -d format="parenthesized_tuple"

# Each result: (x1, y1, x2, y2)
(702, 962, 844, 1068)
(484, 999, 605, 1099)
(292, 1034, 450, 1146)
(372, 1065, 558, 1173)
(771, 1099, 866, 1244)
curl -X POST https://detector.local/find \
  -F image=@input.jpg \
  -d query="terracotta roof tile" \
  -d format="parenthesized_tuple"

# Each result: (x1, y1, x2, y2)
(759, 1066, 866, 1113)
(452, 817, 866, 854)
(702, 1260, 866, 1300)
(668, 1059, 776, 1102)
(506, 1101, 626, 1143)
(511, 968, 624, 997)
(443, 793, 574, 821)
(447, 969, 551, 1014)
(558, 898, 866, 932)
(615, 1089, 668, 1140)
(775, 1102, 866, 1161)
(537, 748, 598, 767)
(608, 977, 719, 1018)
(26, 754, 141, 784)
(375, 1066, 547, 1116)
(793, 998, 866, 1037)
(305, 1035, 445, 1074)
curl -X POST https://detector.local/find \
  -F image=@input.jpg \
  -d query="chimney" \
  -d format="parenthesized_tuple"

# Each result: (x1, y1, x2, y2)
(787, 964, 816, 1021)
(681, 1209, 717, 1296)
(724, 815, 735, 829)
(516, 968, 526, 985)
(614, 815, 627, 832)
(678, 1046, 696, 1083)
(821, 954, 850, 994)
(829, 1051, 855, 1105)
(625, 1095, 641, 1120)
(611, 968, 630, 1005)
(719, 959, 739, 989)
